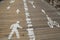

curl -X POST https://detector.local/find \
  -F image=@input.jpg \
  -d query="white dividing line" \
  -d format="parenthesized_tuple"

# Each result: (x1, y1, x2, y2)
(26, 18, 31, 21)
(27, 28, 34, 35)
(23, 2, 35, 39)
(23, 3, 35, 40)
(41, 9, 46, 14)
(23, 0, 26, 2)
(23, 0, 34, 29)
(7, 6, 11, 10)
(27, 24, 33, 27)
(27, 21, 32, 24)
(24, 7, 28, 11)
(27, 28, 35, 40)
(16, 9, 20, 14)
(26, 15, 30, 18)
(24, 2, 27, 7)
(25, 12, 30, 17)
(9, 0, 15, 4)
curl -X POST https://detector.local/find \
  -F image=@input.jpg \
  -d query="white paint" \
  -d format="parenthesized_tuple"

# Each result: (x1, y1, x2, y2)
(26, 18, 31, 21)
(47, 15, 60, 28)
(29, 1, 36, 8)
(24, 7, 28, 11)
(27, 28, 34, 35)
(27, 21, 32, 24)
(9, 0, 15, 4)
(27, 28, 35, 40)
(46, 15, 54, 28)
(23, 0, 33, 27)
(23, 0, 35, 40)
(48, 22, 54, 28)
(24, 3, 27, 8)
(53, 21, 60, 27)
(33, 5, 36, 8)
(41, 9, 46, 14)
(23, 0, 26, 2)
(7, 6, 11, 10)
(8, 21, 22, 39)
(26, 16, 30, 18)
(25, 12, 30, 17)
(28, 24, 33, 27)
(24, 4, 27, 8)
(16, 9, 20, 14)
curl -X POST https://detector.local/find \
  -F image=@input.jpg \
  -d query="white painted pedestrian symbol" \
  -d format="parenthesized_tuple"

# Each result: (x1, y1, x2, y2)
(27, 28, 35, 40)
(8, 21, 22, 39)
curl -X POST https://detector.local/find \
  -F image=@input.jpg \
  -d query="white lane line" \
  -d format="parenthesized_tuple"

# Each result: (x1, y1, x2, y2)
(25, 12, 30, 17)
(23, 0, 26, 2)
(23, 0, 35, 40)
(27, 28, 34, 35)
(23, 0, 33, 27)
(7, 6, 11, 10)
(27, 28, 35, 40)
(24, 8, 28, 13)
(26, 18, 31, 21)
(27, 24, 33, 27)
(24, 7, 28, 11)
(41, 9, 46, 14)
(24, 3, 27, 8)
(9, 0, 15, 4)
(16, 9, 20, 14)
(27, 21, 32, 24)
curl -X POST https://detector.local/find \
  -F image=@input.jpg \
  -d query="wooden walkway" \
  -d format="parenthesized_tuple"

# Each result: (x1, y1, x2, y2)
(0, 0, 60, 40)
